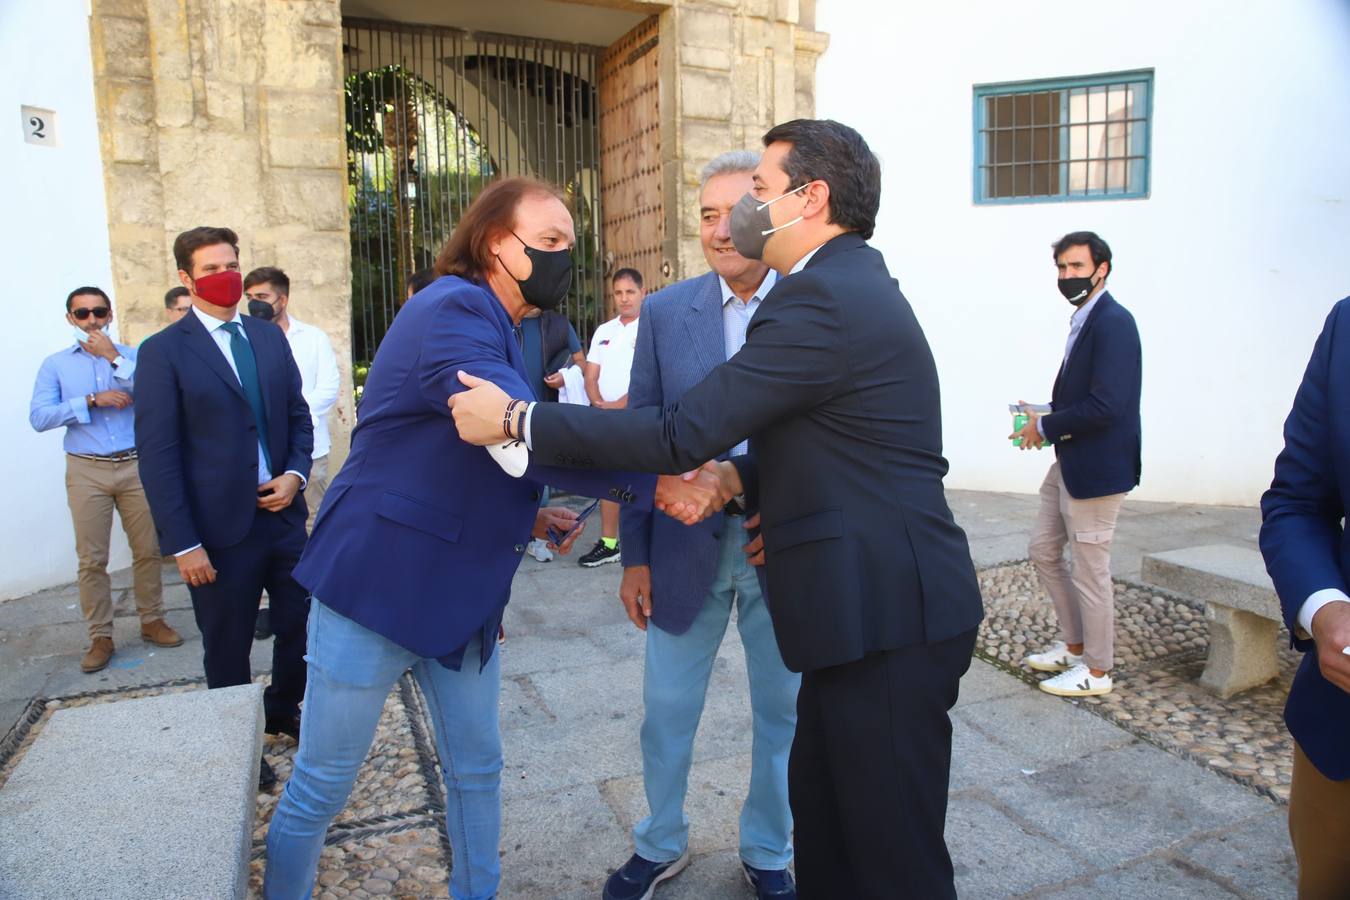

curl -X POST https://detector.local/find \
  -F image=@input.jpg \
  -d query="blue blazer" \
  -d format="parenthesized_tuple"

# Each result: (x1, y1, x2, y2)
(1040, 292, 1142, 499)
(292, 275, 655, 667)
(135, 310, 313, 554)
(1260, 296, 1350, 781)
(620, 272, 730, 635)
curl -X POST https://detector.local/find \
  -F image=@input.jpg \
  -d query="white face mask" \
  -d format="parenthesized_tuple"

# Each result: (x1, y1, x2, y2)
(73, 324, 109, 345)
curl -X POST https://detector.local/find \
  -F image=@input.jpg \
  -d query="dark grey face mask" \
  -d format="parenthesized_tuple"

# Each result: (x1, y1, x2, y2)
(729, 183, 810, 260)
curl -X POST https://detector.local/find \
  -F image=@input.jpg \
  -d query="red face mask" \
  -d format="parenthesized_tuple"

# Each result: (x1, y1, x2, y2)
(192, 270, 243, 307)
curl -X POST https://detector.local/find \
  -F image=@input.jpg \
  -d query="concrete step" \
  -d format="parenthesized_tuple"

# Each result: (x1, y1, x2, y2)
(0, 683, 263, 899)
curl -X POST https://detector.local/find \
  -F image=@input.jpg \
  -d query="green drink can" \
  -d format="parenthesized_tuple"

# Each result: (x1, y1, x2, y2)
(1012, 412, 1028, 447)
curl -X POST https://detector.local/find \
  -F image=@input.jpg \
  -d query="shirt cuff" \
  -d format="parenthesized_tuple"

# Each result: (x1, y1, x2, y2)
(1297, 589, 1350, 637)
(112, 356, 136, 381)
(284, 469, 308, 490)
(174, 544, 202, 557)
(524, 402, 537, 450)
(1036, 418, 1046, 439)
(70, 396, 91, 424)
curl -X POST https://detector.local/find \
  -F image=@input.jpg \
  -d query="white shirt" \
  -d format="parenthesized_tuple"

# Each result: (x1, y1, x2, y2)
(788, 243, 826, 275)
(283, 315, 341, 459)
(587, 315, 640, 402)
(722, 269, 778, 456)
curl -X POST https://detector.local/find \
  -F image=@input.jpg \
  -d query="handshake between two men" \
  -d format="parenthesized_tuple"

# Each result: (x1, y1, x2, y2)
(448, 371, 762, 547)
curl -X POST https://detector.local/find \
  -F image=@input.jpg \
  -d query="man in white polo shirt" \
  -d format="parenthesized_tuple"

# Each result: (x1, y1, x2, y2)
(244, 266, 341, 640)
(244, 266, 341, 531)
(579, 268, 645, 567)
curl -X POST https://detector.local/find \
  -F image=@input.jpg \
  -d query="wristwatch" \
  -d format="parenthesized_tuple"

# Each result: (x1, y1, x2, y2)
(87, 392, 97, 408)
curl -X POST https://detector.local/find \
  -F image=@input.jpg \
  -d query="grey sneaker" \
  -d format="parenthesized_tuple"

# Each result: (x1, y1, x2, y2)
(527, 539, 554, 562)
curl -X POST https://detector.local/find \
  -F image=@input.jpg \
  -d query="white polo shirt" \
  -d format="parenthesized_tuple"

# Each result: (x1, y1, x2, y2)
(587, 315, 640, 402)
(282, 315, 341, 459)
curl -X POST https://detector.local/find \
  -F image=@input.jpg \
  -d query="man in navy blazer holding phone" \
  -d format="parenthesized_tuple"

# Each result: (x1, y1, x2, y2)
(1260, 295, 1350, 896)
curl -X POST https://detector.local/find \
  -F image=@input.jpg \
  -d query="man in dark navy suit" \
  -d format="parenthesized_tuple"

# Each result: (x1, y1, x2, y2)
(135, 226, 313, 789)
(1261, 296, 1350, 896)
(451, 120, 985, 900)
(1012, 232, 1142, 700)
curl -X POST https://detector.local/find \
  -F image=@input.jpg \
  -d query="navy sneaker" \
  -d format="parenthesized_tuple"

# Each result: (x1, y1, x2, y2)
(602, 850, 690, 900)
(743, 863, 796, 899)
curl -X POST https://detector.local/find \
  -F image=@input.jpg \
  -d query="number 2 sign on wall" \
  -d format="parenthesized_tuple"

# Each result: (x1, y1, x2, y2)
(21, 106, 57, 148)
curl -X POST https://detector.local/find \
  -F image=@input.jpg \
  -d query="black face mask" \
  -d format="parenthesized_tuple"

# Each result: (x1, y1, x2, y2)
(1057, 273, 1099, 306)
(247, 299, 277, 321)
(501, 232, 572, 311)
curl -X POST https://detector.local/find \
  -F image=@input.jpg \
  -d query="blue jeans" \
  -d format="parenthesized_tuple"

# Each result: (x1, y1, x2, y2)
(264, 602, 503, 900)
(634, 516, 801, 869)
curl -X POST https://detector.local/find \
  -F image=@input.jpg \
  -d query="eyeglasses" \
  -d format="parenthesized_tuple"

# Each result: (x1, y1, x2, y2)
(71, 307, 110, 321)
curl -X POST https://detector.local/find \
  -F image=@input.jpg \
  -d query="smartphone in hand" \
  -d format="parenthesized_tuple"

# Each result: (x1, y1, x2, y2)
(547, 499, 600, 546)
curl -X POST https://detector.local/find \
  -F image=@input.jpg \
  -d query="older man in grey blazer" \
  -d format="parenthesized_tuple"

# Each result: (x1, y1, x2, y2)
(601, 152, 800, 900)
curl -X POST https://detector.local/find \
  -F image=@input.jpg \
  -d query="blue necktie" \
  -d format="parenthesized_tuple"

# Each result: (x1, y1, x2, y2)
(220, 321, 273, 474)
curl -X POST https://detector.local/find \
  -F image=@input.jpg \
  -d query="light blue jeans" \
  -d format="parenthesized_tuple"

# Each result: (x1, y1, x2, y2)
(634, 516, 801, 870)
(264, 602, 503, 900)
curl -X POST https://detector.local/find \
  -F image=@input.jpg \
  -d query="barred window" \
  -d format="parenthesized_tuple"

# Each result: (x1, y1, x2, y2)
(974, 71, 1152, 203)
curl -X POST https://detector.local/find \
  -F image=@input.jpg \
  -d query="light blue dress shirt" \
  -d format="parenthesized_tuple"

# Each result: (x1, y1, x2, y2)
(29, 340, 138, 455)
(721, 269, 777, 456)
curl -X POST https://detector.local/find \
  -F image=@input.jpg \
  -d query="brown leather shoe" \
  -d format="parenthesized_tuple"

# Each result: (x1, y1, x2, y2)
(81, 636, 114, 673)
(140, 618, 184, 648)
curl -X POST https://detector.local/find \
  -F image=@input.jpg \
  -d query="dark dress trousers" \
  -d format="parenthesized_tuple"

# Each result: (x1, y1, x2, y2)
(529, 233, 985, 898)
(1261, 296, 1350, 781)
(1039, 292, 1143, 499)
(135, 310, 313, 721)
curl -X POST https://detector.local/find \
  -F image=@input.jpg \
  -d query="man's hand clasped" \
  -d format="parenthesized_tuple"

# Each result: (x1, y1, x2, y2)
(449, 372, 741, 526)
(534, 505, 584, 555)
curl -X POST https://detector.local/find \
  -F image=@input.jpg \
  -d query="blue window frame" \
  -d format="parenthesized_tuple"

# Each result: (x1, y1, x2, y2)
(973, 70, 1153, 204)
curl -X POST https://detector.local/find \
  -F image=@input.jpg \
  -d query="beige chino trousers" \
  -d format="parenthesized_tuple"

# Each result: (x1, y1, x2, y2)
(1028, 462, 1126, 672)
(65, 455, 164, 639)
(303, 454, 329, 534)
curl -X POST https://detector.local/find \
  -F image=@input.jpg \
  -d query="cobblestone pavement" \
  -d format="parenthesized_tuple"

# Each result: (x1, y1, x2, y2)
(1, 492, 1298, 899)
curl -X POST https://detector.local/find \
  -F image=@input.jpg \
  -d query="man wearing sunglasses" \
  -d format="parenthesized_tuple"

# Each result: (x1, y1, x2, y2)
(29, 287, 182, 673)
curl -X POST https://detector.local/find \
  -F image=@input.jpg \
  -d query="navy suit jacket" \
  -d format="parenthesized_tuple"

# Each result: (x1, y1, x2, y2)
(531, 234, 984, 672)
(135, 310, 313, 554)
(620, 271, 735, 635)
(1040, 292, 1142, 499)
(292, 275, 655, 667)
(1260, 296, 1350, 780)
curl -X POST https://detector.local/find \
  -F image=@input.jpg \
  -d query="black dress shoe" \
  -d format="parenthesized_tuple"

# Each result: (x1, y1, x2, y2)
(259, 757, 277, 790)
(265, 712, 301, 744)
(254, 607, 273, 641)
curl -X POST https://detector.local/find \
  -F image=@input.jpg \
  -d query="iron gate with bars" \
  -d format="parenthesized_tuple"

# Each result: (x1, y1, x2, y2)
(342, 18, 607, 373)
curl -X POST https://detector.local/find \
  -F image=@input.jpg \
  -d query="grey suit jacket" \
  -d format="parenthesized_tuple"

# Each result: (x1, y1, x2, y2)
(620, 271, 731, 635)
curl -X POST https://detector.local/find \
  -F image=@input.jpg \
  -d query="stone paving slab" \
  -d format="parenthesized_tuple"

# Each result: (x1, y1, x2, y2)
(0, 684, 262, 900)
(985, 743, 1277, 870)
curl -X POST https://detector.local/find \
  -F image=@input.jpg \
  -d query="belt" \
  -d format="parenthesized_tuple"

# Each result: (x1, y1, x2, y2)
(69, 449, 138, 463)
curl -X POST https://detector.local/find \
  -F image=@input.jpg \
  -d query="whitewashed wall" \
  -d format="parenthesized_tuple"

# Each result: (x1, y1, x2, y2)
(816, 0, 1350, 505)
(2, 1, 125, 599)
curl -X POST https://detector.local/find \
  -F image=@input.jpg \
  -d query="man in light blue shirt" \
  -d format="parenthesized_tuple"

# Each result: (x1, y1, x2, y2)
(600, 151, 799, 900)
(29, 287, 182, 674)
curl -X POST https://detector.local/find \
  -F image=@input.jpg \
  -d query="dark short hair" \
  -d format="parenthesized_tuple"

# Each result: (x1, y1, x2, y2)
(1052, 231, 1113, 278)
(612, 267, 644, 289)
(173, 226, 239, 274)
(435, 177, 567, 281)
(243, 266, 290, 296)
(762, 119, 881, 240)
(66, 286, 110, 312)
(164, 286, 189, 308)
(408, 267, 438, 295)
